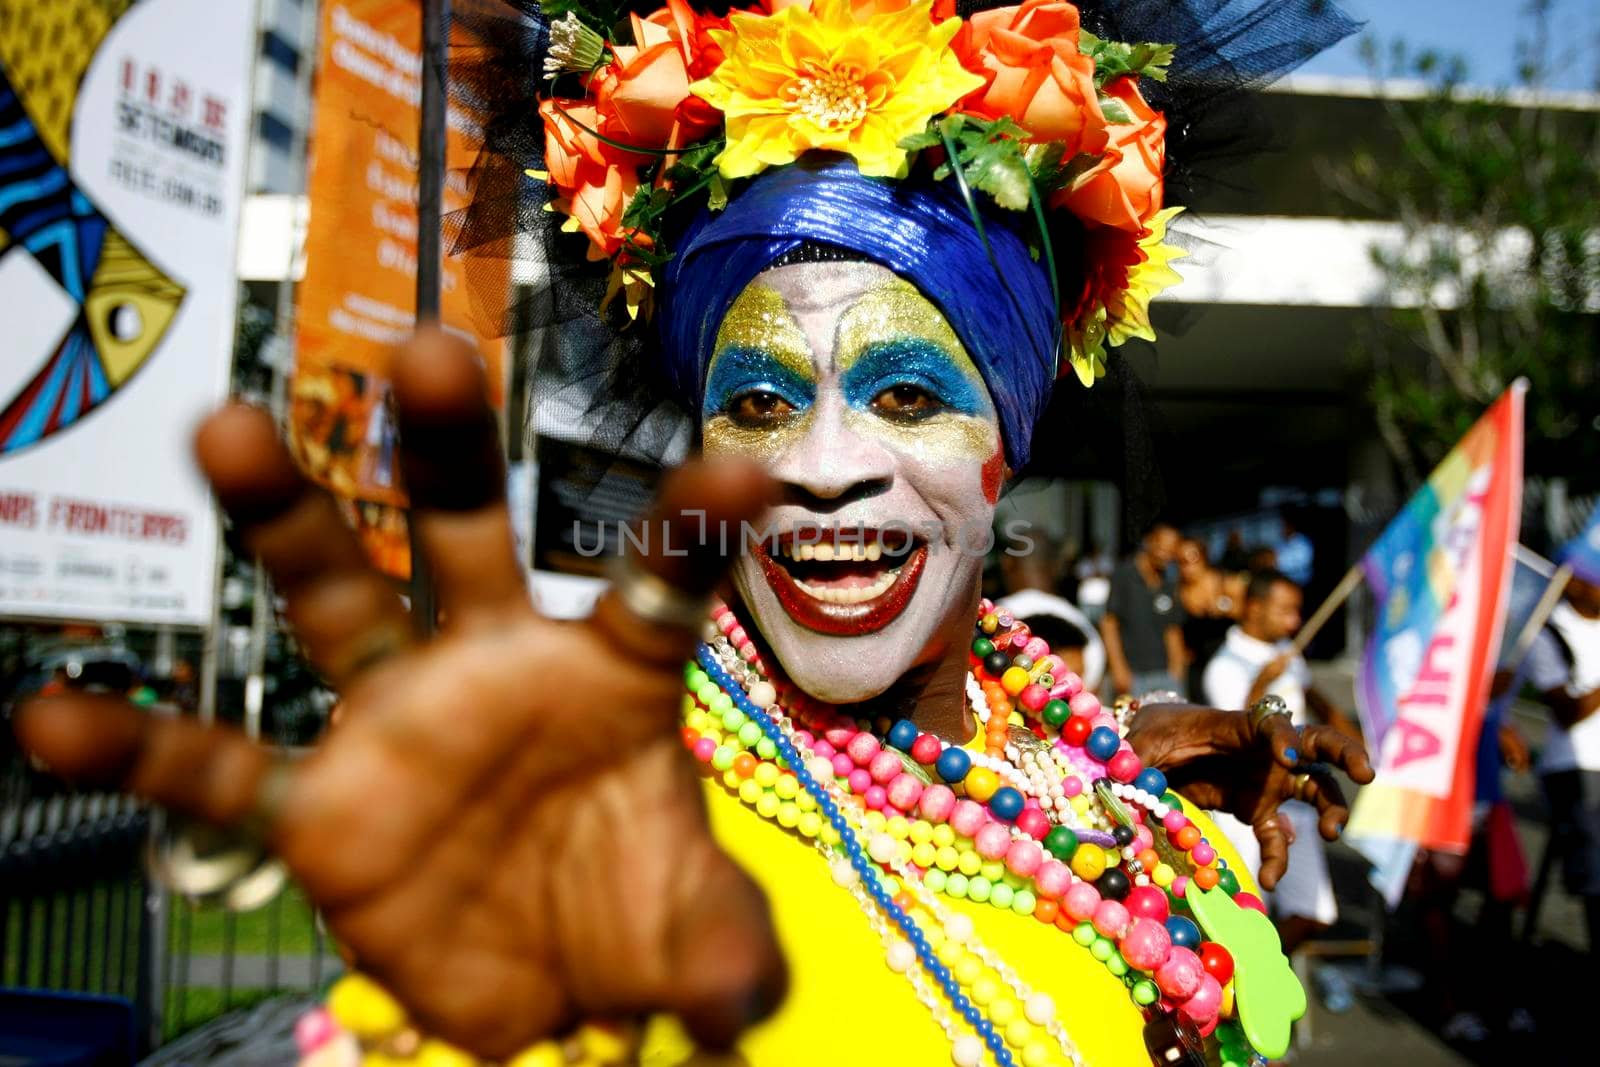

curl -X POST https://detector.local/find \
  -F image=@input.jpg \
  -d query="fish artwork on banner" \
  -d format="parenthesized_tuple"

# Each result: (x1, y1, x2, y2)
(1347, 382, 1526, 904)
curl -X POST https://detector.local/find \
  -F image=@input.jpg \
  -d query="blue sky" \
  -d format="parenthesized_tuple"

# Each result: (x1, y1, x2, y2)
(1297, 0, 1600, 90)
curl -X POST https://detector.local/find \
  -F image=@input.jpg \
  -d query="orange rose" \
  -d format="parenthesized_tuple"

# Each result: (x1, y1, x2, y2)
(600, 0, 727, 151)
(951, 0, 1107, 155)
(539, 100, 642, 260)
(1056, 74, 1165, 232)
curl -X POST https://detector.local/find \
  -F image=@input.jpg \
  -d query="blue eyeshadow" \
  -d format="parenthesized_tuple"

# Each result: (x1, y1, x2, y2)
(702, 346, 816, 417)
(840, 339, 988, 417)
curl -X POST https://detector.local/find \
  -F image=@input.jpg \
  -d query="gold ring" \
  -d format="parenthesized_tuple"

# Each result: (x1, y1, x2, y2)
(605, 553, 709, 631)
(146, 756, 294, 910)
(1292, 772, 1314, 801)
(1249, 695, 1290, 734)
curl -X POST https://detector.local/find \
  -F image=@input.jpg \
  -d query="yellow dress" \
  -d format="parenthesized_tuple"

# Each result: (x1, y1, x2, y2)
(641, 781, 1256, 1067)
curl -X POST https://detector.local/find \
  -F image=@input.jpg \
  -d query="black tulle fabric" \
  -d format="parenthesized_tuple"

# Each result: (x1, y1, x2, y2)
(446, 0, 1359, 481)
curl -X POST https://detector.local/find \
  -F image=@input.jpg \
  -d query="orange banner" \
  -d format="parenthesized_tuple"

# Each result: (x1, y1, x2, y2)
(293, 0, 508, 576)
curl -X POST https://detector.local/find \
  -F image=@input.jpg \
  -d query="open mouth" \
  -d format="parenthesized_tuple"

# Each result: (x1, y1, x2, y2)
(751, 527, 928, 635)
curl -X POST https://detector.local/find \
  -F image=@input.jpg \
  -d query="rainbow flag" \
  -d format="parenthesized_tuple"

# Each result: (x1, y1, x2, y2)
(1348, 383, 1525, 904)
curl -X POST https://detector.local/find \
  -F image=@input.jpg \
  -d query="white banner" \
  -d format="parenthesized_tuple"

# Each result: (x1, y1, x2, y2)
(0, 0, 256, 625)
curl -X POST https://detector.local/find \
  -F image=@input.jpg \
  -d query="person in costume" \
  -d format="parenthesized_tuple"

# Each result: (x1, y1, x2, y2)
(13, 2, 1374, 1066)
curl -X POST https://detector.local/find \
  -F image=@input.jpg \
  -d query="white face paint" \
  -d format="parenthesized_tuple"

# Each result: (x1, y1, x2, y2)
(700, 261, 1006, 703)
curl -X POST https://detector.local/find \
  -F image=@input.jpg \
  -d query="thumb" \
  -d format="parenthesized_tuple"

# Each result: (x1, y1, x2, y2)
(667, 841, 788, 1050)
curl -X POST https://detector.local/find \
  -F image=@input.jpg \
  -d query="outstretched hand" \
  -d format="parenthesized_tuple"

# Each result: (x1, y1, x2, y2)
(1126, 705, 1374, 890)
(15, 331, 785, 1058)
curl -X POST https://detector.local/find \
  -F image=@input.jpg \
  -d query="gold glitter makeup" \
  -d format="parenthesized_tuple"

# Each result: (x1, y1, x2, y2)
(843, 407, 999, 465)
(834, 279, 981, 385)
(702, 411, 814, 464)
(708, 283, 814, 383)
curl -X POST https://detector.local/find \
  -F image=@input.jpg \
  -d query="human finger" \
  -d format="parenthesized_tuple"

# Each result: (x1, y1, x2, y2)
(197, 405, 412, 686)
(667, 842, 787, 1049)
(1293, 769, 1351, 841)
(590, 458, 778, 673)
(15, 695, 277, 830)
(1261, 714, 1304, 770)
(1296, 724, 1375, 785)
(1253, 813, 1289, 890)
(390, 328, 528, 629)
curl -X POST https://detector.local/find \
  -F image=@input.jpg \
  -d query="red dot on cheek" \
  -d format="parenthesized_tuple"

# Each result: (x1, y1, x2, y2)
(981, 447, 1004, 505)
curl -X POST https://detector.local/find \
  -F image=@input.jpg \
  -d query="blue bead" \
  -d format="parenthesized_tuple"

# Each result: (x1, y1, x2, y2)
(929, 963, 948, 982)
(934, 746, 972, 782)
(988, 786, 1025, 821)
(995, 1050, 1015, 1067)
(961, 1007, 981, 1025)
(1085, 725, 1121, 762)
(976, 1020, 995, 1039)
(1134, 767, 1168, 796)
(887, 718, 920, 752)
(1165, 914, 1202, 950)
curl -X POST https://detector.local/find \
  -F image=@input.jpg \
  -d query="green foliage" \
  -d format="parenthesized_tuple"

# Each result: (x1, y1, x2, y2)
(1079, 31, 1175, 86)
(903, 115, 1058, 212)
(1326, 7, 1600, 488)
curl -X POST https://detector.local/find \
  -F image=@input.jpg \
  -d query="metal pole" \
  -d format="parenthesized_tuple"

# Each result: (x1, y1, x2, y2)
(409, 0, 451, 633)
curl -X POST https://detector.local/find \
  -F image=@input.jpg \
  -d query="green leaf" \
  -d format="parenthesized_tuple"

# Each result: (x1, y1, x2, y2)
(1098, 96, 1133, 125)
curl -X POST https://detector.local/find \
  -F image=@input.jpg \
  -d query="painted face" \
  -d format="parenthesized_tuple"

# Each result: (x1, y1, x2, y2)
(701, 261, 1005, 703)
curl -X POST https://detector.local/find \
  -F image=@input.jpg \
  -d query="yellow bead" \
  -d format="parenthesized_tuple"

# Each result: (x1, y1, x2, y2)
(958, 850, 983, 876)
(753, 762, 779, 788)
(798, 811, 822, 838)
(980, 860, 1004, 883)
(965, 767, 1000, 803)
(1071, 794, 1091, 814)
(910, 820, 935, 844)
(1001, 666, 1030, 695)
(820, 824, 841, 846)
(738, 779, 762, 805)
(1070, 846, 1106, 881)
(937, 937, 963, 965)
(774, 774, 799, 799)
(911, 842, 937, 868)
(1152, 863, 1176, 887)
(954, 954, 983, 985)
(721, 769, 741, 790)
(1006, 1018, 1035, 1049)
(936, 846, 960, 871)
(776, 801, 800, 828)
(1220, 979, 1236, 1019)
(971, 976, 999, 1005)
(887, 815, 911, 840)
(680, 695, 697, 716)
(327, 975, 405, 1038)
(1103, 847, 1120, 869)
(932, 823, 956, 848)
(989, 997, 1019, 1026)
(797, 791, 818, 812)
(755, 792, 780, 818)
(416, 1040, 477, 1067)
(981, 613, 999, 633)
(505, 1044, 564, 1067)
(579, 1023, 628, 1061)
(1023, 1039, 1053, 1067)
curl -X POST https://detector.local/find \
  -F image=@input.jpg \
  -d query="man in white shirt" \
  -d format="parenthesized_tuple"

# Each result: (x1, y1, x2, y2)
(1525, 574, 1600, 958)
(1203, 569, 1359, 951)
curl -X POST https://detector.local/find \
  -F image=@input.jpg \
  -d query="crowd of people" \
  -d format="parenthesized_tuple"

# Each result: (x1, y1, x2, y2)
(992, 515, 1600, 1043)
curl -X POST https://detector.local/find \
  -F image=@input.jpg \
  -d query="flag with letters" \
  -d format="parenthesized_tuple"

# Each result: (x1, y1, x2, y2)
(1348, 383, 1525, 903)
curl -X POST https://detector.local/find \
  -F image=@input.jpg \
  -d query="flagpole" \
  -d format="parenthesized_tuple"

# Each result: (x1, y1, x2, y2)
(1290, 562, 1366, 656)
(409, 0, 451, 634)
(1504, 562, 1573, 674)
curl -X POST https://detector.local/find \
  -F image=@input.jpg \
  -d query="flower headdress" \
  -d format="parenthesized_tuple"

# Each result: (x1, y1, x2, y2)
(534, 0, 1187, 386)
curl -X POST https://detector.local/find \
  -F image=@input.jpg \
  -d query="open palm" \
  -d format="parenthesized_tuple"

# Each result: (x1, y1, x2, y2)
(16, 332, 785, 1058)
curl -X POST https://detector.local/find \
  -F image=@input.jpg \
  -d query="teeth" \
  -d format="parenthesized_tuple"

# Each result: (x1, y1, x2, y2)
(793, 567, 900, 605)
(865, 542, 881, 561)
(814, 542, 834, 561)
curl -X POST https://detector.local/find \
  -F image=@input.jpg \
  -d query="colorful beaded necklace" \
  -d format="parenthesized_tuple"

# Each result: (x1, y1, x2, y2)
(683, 599, 1272, 1067)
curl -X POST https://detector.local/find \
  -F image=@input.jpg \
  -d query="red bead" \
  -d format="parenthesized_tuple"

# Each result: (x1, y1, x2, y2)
(680, 727, 699, 748)
(1018, 683, 1049, 712)
(1108, 750, 1142, 783)
(1198, 942, 1234, 985)
(1062, 716, 1092, 747)
(1234, 892, 1268, 915)
(910, 733, 943, 764)
(1015, 807, 1052, 840)
(1125, 884, 1170, 922)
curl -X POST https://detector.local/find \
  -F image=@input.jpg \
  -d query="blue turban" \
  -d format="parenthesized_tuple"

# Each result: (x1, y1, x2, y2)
(658, 157, 1059, 469)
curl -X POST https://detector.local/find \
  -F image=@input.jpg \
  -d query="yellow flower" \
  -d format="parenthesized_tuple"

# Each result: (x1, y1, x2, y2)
(1065, 207, 1186, 386)
(1106, 206, 1186, 347)
(690, 0, 985, 180)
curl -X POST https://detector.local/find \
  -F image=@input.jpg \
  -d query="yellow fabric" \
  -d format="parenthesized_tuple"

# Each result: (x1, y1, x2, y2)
(641, 781, 1257, 1067)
